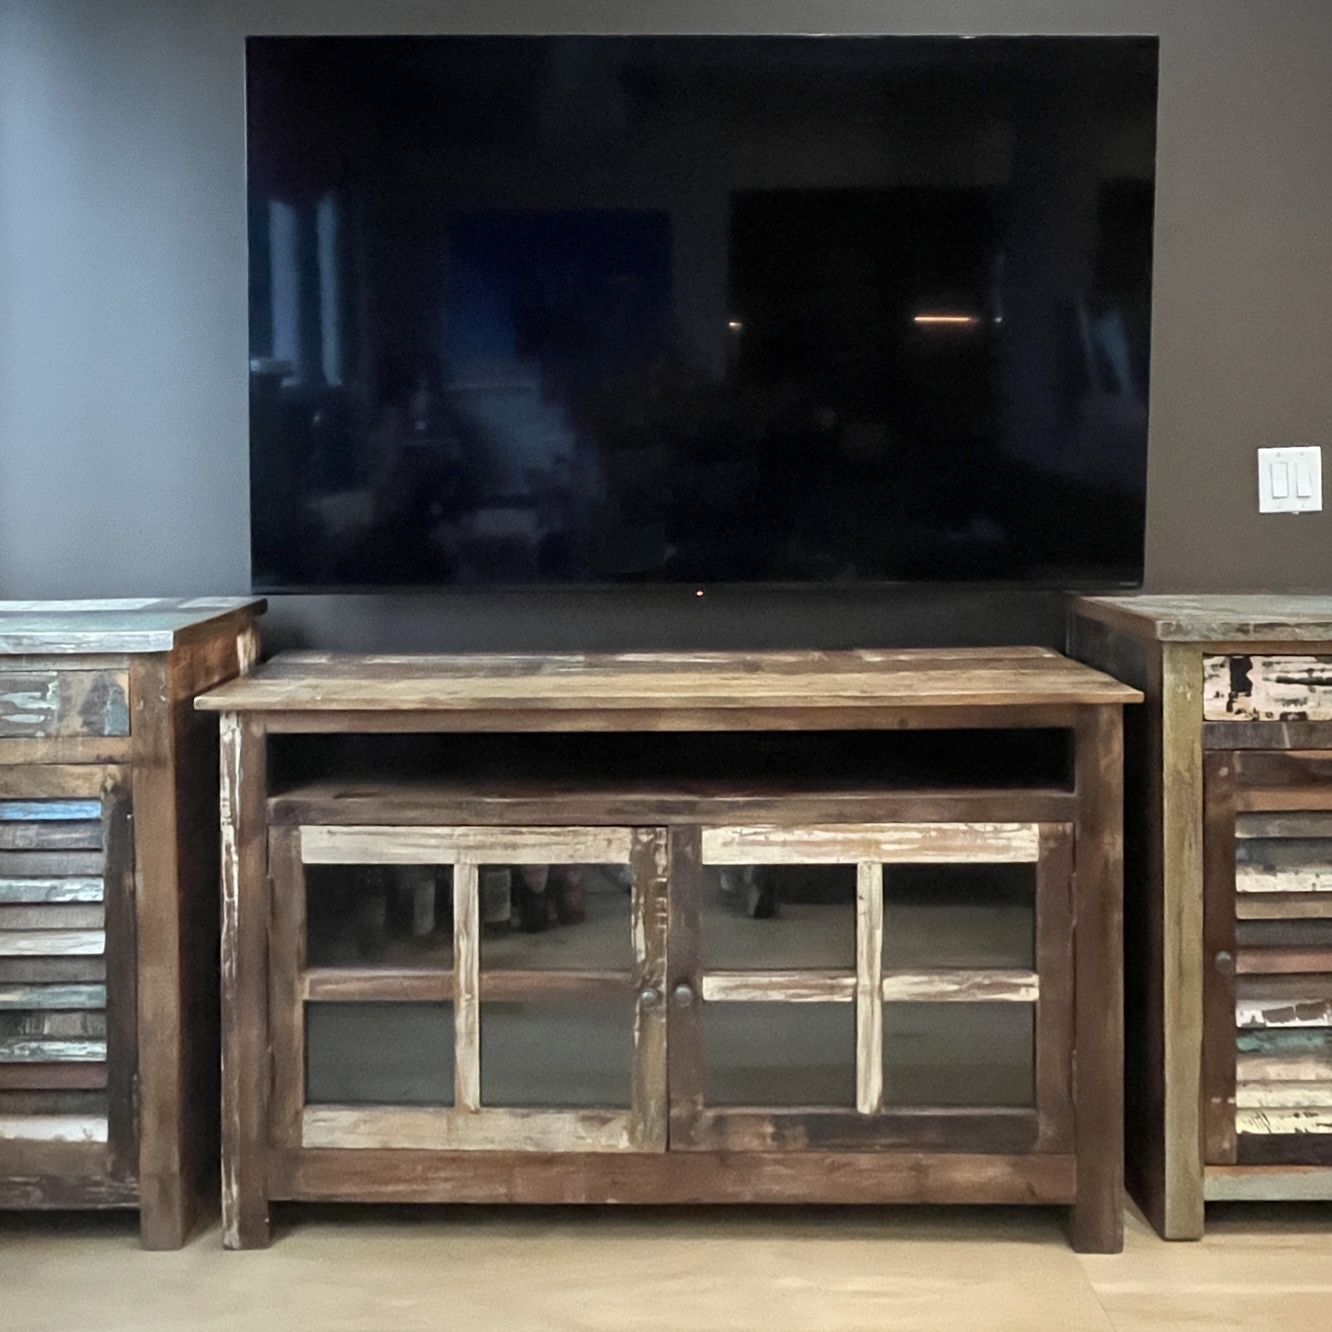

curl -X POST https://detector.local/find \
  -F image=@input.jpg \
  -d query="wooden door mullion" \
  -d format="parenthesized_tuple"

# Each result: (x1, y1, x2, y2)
(630, 827, 669, 1150)
(667, 827, 704, 1146)
(453, 861, 480, 1114)
(856, 861, 884, 1115)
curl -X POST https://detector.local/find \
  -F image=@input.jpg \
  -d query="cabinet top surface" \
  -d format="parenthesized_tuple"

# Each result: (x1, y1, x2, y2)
(1075, 594, 1332, 643)
(196, 646, 1140, 715)
(0, 597, 265, 654)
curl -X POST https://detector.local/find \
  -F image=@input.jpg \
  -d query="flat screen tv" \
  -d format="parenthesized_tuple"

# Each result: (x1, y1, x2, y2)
(246, 35, 1158, 591)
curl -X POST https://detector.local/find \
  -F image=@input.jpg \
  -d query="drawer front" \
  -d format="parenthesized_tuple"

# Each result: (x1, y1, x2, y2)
(1205, 655, 1332, 722)
(0, 670, 130, 739)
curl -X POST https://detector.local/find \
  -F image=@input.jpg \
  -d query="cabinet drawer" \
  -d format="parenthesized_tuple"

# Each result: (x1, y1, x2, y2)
(1204, 655, 1332, 722)
(0, 671, 129, 739)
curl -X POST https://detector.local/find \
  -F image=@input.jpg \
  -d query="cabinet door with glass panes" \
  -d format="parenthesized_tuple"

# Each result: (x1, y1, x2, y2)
(668, 822, 1075, 1153)
(269, 824, 667, 1154)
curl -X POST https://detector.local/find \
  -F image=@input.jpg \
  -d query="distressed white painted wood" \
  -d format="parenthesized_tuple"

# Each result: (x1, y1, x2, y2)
(1237, 991, 1332, 1029)
(301, 824, 634, 866)
(453, 863, 480, 1114)
(881, 970, 1041, 1003)
(1237, 1054, 1332, 1083)
(629, 827, 668, 1152)
(1237, 1107, 1332, 1135)
(1236, 863, 1332, 895)
(0, 930, 104, 957)
(302, 1105, 636, 1153)
(236, 625, 261, 677)
(0, 1114, 108, 1143)
(1204, 654, 1332, 721)
(856, 861, 884, 1115)
(0, 677, 57, 732)
(700, 973, 856, 1003)
(1237, 1081, 1332, 1109)
(701, 823, 1041, 865)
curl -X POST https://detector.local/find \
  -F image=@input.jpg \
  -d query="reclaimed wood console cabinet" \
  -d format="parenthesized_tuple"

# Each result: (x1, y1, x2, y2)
(0, 598, 263, 1247)
(1072, 595, 1332, 1238)
(197, 647, 1138, 1252)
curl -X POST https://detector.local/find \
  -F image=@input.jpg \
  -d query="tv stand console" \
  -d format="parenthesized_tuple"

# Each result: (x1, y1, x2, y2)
(197, 648, 1139, 1252)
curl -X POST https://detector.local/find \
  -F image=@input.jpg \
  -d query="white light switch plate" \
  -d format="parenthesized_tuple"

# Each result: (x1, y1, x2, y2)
(1258, 445, 1322, 514)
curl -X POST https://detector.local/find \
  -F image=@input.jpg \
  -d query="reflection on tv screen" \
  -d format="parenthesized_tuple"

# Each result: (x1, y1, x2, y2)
(246, 35, 1158, 590)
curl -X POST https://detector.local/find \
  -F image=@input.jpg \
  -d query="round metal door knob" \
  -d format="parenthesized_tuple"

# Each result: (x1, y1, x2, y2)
(671, 982, 696, 1008)
(1214, 950, 1235, 975)
(639, 987, 663, 1009)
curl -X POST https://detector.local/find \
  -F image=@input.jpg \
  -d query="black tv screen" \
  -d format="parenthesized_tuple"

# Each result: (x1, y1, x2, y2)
(246, 35, 1158, 590)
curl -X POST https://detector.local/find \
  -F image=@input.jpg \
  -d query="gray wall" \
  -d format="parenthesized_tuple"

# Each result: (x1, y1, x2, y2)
(3, 1, 1330, 651)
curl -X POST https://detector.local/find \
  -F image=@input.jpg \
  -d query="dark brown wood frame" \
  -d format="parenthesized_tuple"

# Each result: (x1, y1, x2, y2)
(203, 648, 1132, 1255)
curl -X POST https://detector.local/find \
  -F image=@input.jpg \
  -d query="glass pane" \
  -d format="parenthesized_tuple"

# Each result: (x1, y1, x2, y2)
(702, 864, 856, 969)
(882, 1002, 1033, 1107)
(882, 864, 1035, 970)
(306, 1002, 453, 1105)
(480, 993, 633, 1107)
(479, 863, 632, 971)
(704, 1002, 855, 1106)
(306, 864, 454, 968)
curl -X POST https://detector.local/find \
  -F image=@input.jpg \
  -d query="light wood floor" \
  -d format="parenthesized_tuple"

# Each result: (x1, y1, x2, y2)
(4, 1201, 1332, 1330)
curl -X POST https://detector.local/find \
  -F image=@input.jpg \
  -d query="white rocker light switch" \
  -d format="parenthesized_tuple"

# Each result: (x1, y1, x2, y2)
(1258, 445, 1322, 514)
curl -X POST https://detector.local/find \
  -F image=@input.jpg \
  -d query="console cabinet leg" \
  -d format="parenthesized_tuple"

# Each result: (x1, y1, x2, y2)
(130, 655, 191, 1251)
(220, 712, 271, 1249)
(1070, 705, 1126, 1253)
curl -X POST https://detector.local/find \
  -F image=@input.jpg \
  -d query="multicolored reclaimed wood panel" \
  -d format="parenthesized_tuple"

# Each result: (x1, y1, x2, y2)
(0, 672, 128, 739)
(1229, 816, 1332, 1151)
(1205, 656, 1332, 722)
(0, 798, 108, 1102)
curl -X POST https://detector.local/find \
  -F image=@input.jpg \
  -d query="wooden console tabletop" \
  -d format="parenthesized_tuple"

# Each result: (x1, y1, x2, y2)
(198, 647, 1139, 724)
